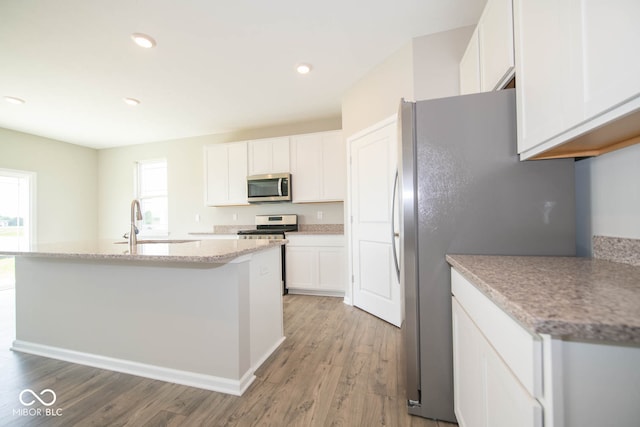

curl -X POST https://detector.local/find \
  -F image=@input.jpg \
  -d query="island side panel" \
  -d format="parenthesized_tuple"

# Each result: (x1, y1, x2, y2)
(249, 246, 285, 369)
(13, 256, 249, 381)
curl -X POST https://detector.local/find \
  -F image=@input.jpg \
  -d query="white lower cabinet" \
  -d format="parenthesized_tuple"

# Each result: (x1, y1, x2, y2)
(452, 268, 543, 427)
(452, 298, 542, 427)
(286, 235, 345, 296)
(452, 267, 640, 427)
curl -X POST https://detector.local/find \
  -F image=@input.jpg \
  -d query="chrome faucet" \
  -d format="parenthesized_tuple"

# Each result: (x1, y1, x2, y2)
(129, 199, 143, 246)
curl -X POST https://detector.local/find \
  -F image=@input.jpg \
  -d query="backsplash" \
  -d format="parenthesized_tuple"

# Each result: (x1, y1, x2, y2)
(211, 223, 344, 235)
(592, 235, 640, 267)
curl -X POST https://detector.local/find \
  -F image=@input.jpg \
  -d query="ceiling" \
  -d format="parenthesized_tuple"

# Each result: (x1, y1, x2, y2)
(0, 0, 485, 149)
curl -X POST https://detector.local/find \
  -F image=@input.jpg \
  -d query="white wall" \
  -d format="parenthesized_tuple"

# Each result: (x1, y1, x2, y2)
(412, 26, 474, 101)
(98, 117, 343, 239)
(0, 128, 98, 243)
(575, 143, 640, 255)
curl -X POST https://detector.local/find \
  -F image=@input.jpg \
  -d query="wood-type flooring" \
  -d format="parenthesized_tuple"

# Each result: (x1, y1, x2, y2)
(0, 290, 456, 426)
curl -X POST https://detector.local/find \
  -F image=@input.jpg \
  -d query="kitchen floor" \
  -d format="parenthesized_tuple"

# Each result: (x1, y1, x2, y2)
(0, 291, 456, 426)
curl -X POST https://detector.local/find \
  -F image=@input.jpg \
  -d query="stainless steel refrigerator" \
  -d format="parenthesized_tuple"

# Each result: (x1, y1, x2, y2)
(398, 89, 575, 422)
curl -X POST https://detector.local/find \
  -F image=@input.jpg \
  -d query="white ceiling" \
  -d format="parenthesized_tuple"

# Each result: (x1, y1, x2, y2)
(0, 0, 485, 149)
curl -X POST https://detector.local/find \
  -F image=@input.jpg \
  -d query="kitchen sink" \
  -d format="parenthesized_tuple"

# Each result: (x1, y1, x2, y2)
(113, 239, 198, 244)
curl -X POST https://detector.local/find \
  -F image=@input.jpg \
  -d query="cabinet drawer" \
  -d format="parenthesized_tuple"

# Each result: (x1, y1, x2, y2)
(285, 234, 345, 247)
(451, 268, 542, 397)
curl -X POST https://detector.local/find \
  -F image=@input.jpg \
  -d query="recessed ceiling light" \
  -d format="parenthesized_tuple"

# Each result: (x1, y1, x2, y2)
(296, 63, 312, 74)
(4, 96, 26, 105)
(123, 97, 141, 106)
(131, 33, 156, 49)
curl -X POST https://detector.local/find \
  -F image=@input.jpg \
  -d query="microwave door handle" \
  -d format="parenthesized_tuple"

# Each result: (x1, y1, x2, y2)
(278, 178, 283, 196)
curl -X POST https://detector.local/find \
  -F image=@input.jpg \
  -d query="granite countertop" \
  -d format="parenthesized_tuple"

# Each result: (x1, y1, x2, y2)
(446, 254, 640, 344)
(0, 238, 285, 264)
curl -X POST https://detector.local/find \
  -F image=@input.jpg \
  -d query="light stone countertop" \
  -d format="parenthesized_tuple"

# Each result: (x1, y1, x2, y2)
(0, 238, 285, 264)
(446, 254, 640, 344)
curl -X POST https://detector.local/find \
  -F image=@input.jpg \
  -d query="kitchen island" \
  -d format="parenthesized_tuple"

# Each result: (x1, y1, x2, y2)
(1, 238, 286, 396)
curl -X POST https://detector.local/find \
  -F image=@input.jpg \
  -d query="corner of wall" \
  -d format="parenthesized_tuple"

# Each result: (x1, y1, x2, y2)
(411, 25, 475, 101)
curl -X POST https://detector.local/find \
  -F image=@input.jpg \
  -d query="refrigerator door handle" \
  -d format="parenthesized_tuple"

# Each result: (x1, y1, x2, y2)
(391, 169, 400, 282)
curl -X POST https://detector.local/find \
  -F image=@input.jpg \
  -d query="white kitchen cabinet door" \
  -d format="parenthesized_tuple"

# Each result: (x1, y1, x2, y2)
(290, 133, 322, 202)
(204, 142, 248, 206)
(317, 247, 346, 292)
(459, 28, 481, 95)
(286, 246, 316, 290)
(478, 0, 515, 91)
(515, 0, 640, 159)
(290, 130, 345, 203)
(452, 298, 542, 427)
(580, 0, 640, 120)
(514, 0, 583, 154)
(247, 137, 290, 176)
(320, 131, 346, 201)
(452, 298, 485, 427)
(484, 341, 543, 427)
(459, 0, 514, 95)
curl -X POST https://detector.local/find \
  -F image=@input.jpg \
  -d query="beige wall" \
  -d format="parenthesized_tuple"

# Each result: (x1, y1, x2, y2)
(412, 26, 474, 101)
(98, 117, 343, 239)
(341, 26, 474, 141)
(341, 42, 414, 141)
(0, 128, 98, 243)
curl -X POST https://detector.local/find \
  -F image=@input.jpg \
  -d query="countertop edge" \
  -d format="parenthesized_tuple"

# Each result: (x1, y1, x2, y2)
(446, 254, 542, 333)
(0, 240, 285, 265)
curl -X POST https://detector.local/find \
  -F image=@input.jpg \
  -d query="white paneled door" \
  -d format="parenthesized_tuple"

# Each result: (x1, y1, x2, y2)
(348, 117, 402, 327)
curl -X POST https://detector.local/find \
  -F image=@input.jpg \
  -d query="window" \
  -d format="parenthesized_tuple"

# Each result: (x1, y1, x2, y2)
(135, 159, 168, 236)
(0, 168, 35, 291)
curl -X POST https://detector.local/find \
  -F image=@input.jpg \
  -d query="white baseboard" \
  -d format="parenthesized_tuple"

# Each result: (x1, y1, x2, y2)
(287, 289, 345, 298)
(11, 340, 255, 396)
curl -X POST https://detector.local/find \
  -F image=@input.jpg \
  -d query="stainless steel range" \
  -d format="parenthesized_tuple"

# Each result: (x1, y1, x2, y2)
(237, 214, 298, 294)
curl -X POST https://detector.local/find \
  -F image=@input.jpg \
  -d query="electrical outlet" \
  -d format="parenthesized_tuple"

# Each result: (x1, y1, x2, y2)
(232, 213, 238, 221)
(195, 214, 200, 222)
(317, 211, 323, 220)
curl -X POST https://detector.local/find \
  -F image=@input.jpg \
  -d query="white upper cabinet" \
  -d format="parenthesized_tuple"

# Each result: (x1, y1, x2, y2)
(459, 29, 481, 95)
(515, 0, 640, 159)
(204, 142, 248, 206)
(459, 0, 515, 95)
(247, 137, 290, 176)
(290, 130, 345, 203)
(478, 0, 515, 91)
(580, 1, 640, 120)
(514, 0, 583, 156)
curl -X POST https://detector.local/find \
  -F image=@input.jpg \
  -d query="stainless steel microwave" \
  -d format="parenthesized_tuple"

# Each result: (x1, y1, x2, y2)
(247, 173, 291, 203)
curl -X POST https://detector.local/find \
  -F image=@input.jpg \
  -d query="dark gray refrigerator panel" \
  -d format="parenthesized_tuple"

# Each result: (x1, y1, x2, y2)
(400, 89, 575, 422)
